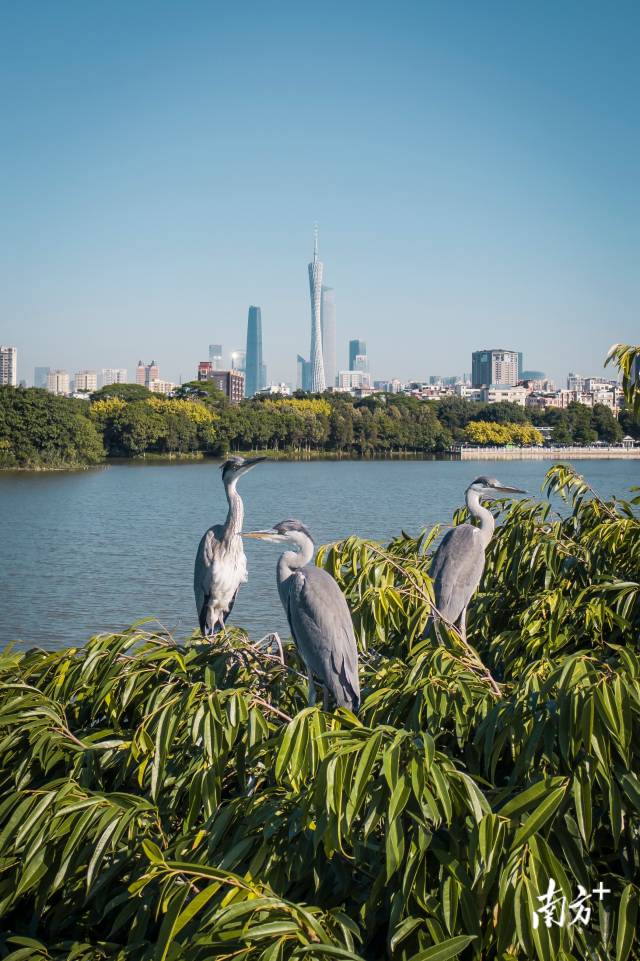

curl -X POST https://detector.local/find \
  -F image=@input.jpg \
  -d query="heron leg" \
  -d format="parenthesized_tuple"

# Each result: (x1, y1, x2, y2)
(270, 632, 284, 664)
(458, 608, 467, 643)
(307, 670, 317, 707)
(252, 633, 285, 665)
(323, 687, 330, 711)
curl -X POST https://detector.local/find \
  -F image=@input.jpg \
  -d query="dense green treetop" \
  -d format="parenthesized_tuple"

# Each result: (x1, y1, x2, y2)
(89, 383, 152, 402)
(0, 381, 634, 468)
(0, 386, 104, 468)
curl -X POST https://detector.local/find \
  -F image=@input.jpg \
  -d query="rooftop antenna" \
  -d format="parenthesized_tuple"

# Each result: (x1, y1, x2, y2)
(313, 222, 319, 260)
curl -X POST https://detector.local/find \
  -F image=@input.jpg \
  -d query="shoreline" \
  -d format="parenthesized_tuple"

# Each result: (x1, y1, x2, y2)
(457, 445, 640, 460)
(2, 445, 639, 472)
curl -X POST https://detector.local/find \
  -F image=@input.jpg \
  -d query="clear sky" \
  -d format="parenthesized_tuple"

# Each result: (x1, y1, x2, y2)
(1, 0, 638, 388)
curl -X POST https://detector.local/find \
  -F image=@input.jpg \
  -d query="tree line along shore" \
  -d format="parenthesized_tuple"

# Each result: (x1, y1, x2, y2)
(0, 380, 636, 470)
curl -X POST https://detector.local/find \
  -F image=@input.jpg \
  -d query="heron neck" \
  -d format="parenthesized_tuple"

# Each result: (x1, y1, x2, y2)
(223, 478, 244, 541)
(278, 537, 314, 577)
(465, 489, 495, 549)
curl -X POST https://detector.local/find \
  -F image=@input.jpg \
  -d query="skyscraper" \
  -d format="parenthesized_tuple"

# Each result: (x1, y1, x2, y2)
(46, 370, 70, 395)
(297, 355, 311, 392)
(101, 368, 128, 387)
(34, 366, 50, 388)
(471, 349, 518, 388)
(75, 370, 98, 393)
(321, 286, 336, 389)
(245, 306, 263, 398)
(136, 360, 159, 387)
(0, 346, 17, 386)
(349, 340, 368, 372)
(231, 349, 246, 372)
(209, 344, 223, 370)
(308, 227, 326, 392)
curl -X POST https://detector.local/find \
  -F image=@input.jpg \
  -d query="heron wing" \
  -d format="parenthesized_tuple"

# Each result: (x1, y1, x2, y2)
(194, 525, 225, 632)
(430, 524, 486, 623)
(286, 565, 360, 710)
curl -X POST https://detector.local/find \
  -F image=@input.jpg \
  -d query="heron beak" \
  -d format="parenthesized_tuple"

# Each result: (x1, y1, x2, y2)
(242, 528, 280, 541)
(236, 457, 267, 476)
(494, 485, 527, 494)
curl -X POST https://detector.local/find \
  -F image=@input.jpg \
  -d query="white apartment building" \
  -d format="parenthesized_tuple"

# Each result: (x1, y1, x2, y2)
(0, 346, 18, 386)
(482, 385, 528, 406)
(256, 383, 292, 396)
(336, 370, 372, 391)
(74, 370, 98, 393)
(148, 378, 175, 396)
(47, 370, 70, 395)
(101, 368, 128, 387)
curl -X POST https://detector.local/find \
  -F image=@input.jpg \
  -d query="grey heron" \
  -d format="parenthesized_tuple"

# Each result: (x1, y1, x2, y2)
(430, 476, 526, 641)
(244, 519, 361, 713)
(194, 456, 265, 637)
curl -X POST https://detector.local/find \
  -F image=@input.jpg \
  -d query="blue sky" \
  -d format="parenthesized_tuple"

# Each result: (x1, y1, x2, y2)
(1, 0, 638, 387)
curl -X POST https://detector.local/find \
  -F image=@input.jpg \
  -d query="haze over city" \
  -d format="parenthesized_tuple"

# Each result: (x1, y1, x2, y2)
(2, 0, 638, 386)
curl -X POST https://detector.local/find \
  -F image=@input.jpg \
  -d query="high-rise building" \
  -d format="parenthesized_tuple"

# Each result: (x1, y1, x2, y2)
(518, 352, 524, 380)
(321, 286, 336, 389)
(101, 368, 128, 387)
(567, 372, 585, 392)
(231, 349, 246, 372)
(34, 366, 50, 388)
(308, 227, 326, 392)
(47, 370, 70, 395)
(336, 370, 372, 390)
(209, 344, 223, 370)
(471, 349, 518, 388)
(75, 370, 98, 393)
(136, 360, 159, 387)
(245, 306, 263, 397)
(349, 340, 368, 372)
(297, 355, 311, 392)
(198, 362, 245, 404)
(0, 346, 17, 386)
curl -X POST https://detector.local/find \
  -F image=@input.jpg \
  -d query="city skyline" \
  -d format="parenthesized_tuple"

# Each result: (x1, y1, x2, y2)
(2, 3, 637, 386)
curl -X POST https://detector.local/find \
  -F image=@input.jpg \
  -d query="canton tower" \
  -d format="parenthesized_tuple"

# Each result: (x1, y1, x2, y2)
(308, 225, 326, 392)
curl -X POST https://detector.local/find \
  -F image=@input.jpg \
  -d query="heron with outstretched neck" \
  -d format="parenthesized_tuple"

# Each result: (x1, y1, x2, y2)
(244, 519, 360, 713)
(194, 456, 265, 637)
(430, 476, 526, 642)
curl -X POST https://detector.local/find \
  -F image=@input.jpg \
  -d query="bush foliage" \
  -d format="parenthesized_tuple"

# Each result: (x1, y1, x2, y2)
(0, 464, 638, 960)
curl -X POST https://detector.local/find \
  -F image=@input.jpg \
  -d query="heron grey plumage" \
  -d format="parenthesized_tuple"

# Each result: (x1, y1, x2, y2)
(430, 476, 526, 641)
(244, 519, 361, 713)
(194, 456, 265, 637)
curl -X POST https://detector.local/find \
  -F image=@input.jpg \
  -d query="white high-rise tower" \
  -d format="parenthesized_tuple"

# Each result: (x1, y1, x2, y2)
(308, 226, 326, 392)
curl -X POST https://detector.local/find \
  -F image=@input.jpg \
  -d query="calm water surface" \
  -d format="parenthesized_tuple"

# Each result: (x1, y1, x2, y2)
(1, 458, 637, 650)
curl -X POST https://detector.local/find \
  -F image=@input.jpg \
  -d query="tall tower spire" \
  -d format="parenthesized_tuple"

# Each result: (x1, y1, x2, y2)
(308, 225, 326, 392)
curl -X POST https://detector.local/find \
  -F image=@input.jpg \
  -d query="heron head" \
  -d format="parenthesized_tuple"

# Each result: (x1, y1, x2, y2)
(243, 518, 314, 546)
(220, 456, 266, 483)
(467, 476, 527, 499)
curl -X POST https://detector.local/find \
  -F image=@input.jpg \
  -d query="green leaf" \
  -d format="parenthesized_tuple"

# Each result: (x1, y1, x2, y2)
(499, 777, 565, 819)
(405, 934, 477, 961)
(616, 884, 638, 961)
(511, 784, 566, 849)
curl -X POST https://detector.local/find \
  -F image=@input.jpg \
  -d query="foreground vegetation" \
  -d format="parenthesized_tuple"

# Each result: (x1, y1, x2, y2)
(0, 463, 638, 960)
(0, 378, 633, 469)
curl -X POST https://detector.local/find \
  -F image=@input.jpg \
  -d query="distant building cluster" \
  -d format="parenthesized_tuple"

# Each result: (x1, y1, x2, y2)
(1, 230, 632, 419)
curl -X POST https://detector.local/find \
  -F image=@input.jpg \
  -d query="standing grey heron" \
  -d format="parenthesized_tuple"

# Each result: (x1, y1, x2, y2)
(194, 456, 265, 637)
(243, 519, 360, 712)
(430, 476, 526, 641)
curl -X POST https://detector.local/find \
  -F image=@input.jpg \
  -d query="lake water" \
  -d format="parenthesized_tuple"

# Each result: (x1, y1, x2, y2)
(1, 458, 637, 650)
